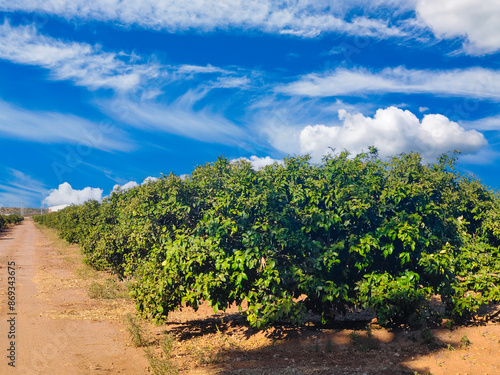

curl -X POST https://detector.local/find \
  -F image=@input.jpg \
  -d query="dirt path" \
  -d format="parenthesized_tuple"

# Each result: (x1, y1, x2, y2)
(0, 219, 150, 374)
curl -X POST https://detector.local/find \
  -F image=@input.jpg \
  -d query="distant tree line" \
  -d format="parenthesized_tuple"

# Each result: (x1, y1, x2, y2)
(0, 214, 24, 230)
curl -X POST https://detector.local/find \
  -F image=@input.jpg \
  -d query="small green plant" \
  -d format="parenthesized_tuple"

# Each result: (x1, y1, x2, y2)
(125, 313, 149, 347)
(460, 334, 472, 348)
(420, 328, 434, 345)
(349, 331, 359, 343)
(446, 320, 454, 331)
(145, 347, 178, 375)
(193, 345, 223, 365)
(420, 328, 445, 350)
(365, 325, 373, 339)
(349, 330, 377, 352)
(325, 338, 333, 352)
(88, 278, 128, 299)
(144, 333, 178, 375)
(160, 333, 175, 356)
(75, 265, 99, 280)
(447, 343, 455, 351)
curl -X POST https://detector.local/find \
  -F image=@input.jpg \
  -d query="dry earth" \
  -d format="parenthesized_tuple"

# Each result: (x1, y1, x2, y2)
(0, 219, 149, 374)
(0, 219, 499, 374)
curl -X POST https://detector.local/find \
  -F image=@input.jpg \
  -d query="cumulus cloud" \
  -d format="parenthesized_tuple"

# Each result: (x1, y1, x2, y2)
(278, 67, 500, 100)
(231, 156, 283, 171)
(142, 176, 159, 184)
(0, 0, 405, 39)
(416, 0, 500, 55)
(43, 182, 103, 206)
(112, 181, 139, 193)
(0, 21, 160, 92)
(299, 107, 487, 162)
(110, 177, 159, 194)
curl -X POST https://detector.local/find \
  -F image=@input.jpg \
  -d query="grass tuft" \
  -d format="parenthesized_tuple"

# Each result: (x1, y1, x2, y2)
(125, 313, 149, 348)
(88, 278, 129, 299)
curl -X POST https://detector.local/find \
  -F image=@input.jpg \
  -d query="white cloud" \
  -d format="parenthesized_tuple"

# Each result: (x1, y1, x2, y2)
(0, 1, 406, 39)
(102, 91, 249, 147)
(0, 21, 160, 92)
(211, 76, 251, 89)
(43, 182, 103, 206)
(177, 64, 229, 75)
(142, 176, 159, 184)
(111, 177, 160, 193)
(112, 181, 139, 192)
(0, 21, 250, 96)
(461, 115, 500, 131)
(416, 0, 500, 55)
(249, 95, 376, 156)
(298, 107, 487, 162)
(419, 107, 429, 113)
(459, 148, 500, 165)
(231, 156, 283, 171)
(0, 100, 131, 151)
(279, 67, 500, 100)
(0, 169, 47, 207)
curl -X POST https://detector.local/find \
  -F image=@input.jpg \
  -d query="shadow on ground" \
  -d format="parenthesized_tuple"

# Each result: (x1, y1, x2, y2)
(158, 305, 500, 375)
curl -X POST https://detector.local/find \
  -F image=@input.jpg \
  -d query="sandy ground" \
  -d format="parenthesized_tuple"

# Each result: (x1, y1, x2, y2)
(154, 302, 500, 375)
(0, 219, 498, 375)
(0, 219, 149, 374)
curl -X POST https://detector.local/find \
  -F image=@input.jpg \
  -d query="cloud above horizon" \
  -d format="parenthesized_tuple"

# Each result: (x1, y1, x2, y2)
(298, 107, 487, 162)
(231, 155, 283, 171)
(42, 182, 103, 206)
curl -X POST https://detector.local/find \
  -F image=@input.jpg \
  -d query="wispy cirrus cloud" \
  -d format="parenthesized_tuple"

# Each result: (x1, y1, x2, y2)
(0, 168, 48, 207)
(461, 115, 500, 131)
(278, 67, 500, 100)
(0, 0, 407, 38)
(102, 90, 250, 148)
(0, 20, 161, 92)
(176, 64, 230, 75)
(0, 99, 131, 151)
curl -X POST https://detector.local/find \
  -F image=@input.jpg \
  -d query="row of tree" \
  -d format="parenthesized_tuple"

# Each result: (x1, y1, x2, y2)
(35, 150, 500, 327)
(0, 214, 24, 230)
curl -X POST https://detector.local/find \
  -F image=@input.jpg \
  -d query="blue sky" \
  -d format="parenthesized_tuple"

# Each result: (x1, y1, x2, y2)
(0, 0, 499, 207)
